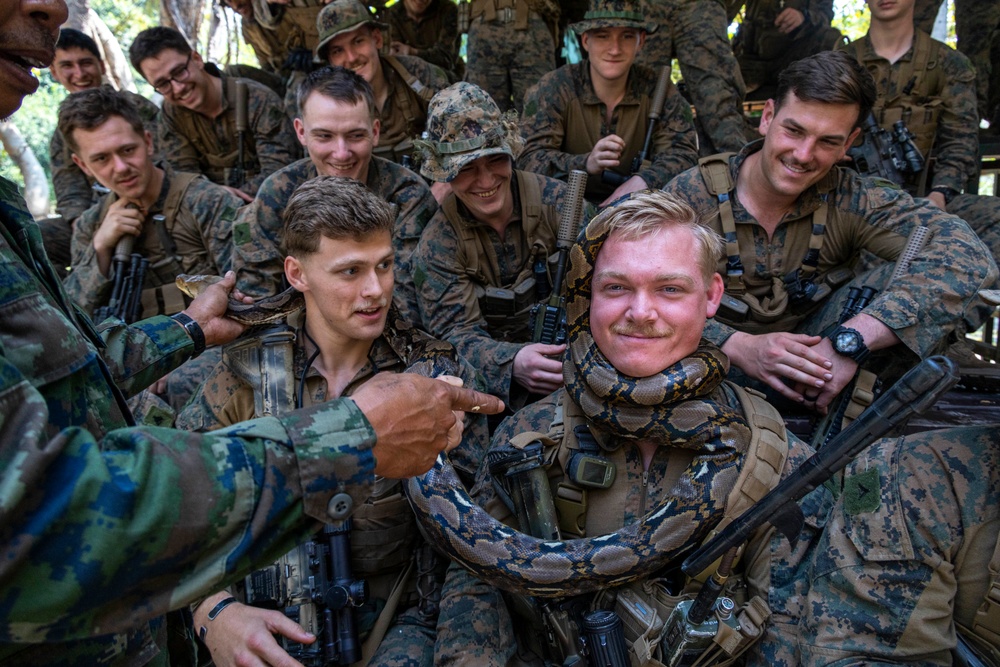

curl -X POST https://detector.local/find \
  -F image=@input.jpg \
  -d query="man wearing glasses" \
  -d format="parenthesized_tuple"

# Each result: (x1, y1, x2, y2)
(129, 27, 300, 203)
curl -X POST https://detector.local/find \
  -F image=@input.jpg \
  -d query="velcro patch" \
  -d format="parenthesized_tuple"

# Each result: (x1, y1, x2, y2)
(843, 466, 880, 515)
(233, 221, 250, 247)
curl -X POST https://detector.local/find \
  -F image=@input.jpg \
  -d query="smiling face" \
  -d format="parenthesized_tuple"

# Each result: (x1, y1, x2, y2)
(448, 154, 514, 228)
(866, 0, 914, 22)
(581, 26, 643, 84)
(590, 225, 724, 378)
(284, 231, 395, 347)
(323, 25, 383, 84)
(0, 0, 68, 118)
(139, 47, 209, 112)
(70, 115, 156, 202)
(756, 92, 860, 200)
(295, 94, 379, 181)
(50, 45, 104, 93)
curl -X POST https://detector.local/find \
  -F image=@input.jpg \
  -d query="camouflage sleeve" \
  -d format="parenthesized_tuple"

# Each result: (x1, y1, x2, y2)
(517, 71, 589, 181)
(414, 1, 461, 74)
(175, 359, 250, 432)
(50, 130, 96, 225)
(411, 213, 522, 402)
(157, 106, 203, 175)
(242, 85, 301, 195)
(62, 202, 111, 316)
(187, 178, 246, 274)
(98, 314, 199, 396)
(387, 167, 438, 324)
(836, 173, 998, 355)
(929, 48, 979, 192)
(637, 84, 699, 190)
(402, 54, 451, 94)
(784, 0, 834, 25)
(0, 372, 376, 641)
(231, 166, 301, 297)
(671, 0, 749, 153)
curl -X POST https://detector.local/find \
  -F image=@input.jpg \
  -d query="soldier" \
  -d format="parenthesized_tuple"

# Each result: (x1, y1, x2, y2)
(913, 0, 1000, 124)
(839, 0, 1000, 273)
(430, 189, 1000, 666)
(661, 50, 995, 412)
(232, 66, 437, 324)
(59, 86, 245, 411)
(43, 28, 160, 274)
(0, 2, 502, 664)
(383, 0, 464, 81)
(412, 82, 595, 407)
(463, 0, 558, 113)
(728, 0, 843, 100)
(518, 0, 699, 206)
(129, 26, 300, 202)
(315, 0, 449, 164)
(635, 0, 749, 154)
(180, 176, 488, 667)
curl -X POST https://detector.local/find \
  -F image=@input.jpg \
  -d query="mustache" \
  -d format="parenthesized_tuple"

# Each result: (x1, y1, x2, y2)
(356, 298, 389, 312)
(610, 322, 672, 337)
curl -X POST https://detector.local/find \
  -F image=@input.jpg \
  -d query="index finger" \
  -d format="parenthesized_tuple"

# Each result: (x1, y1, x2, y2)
(444, 385, 504, 415)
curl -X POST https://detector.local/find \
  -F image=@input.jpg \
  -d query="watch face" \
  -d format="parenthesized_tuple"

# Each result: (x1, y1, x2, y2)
(835, 330, 861, 354)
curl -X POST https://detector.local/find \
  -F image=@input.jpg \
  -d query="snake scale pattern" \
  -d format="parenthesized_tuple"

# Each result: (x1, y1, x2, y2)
(407, 215, 753, 598)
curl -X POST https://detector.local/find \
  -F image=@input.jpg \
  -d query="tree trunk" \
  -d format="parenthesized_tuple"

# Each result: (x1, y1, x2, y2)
(65, 0, 137, 93)
(0, 122, 51, 219)
(161, 0, 206, 51)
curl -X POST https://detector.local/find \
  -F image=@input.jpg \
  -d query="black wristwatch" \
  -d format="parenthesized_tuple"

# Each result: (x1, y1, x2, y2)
(930, 186, 959, 205)
(827, 325, 870, 364)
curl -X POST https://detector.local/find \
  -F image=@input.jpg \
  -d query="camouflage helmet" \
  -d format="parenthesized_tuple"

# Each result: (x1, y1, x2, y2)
(316, 0, 389, 61)
(569, 0, 657, 35)
(416, 82, 524, 183)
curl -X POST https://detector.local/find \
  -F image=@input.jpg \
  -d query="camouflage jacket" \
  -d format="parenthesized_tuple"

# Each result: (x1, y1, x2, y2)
(232, 157, 437, 322)
(732, 0, 835, 54)
(64, 164, 244, 317)
(241, 8, 319, 74)
(50, 89, 161, 226)
(157, 70, 300, 197)
(375, 54, 450, 164)
(411, 170, 591, 402)
(383, 0, 462, 79)
(518, 62, 698, 202)
(662, 141, 998, 357)
(839, 31, 979, 194)
(0, 176, 376, 661)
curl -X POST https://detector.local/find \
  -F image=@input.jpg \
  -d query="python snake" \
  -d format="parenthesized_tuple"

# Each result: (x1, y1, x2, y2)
(175, 274, 305, 325)
(407, 210, 752, 598)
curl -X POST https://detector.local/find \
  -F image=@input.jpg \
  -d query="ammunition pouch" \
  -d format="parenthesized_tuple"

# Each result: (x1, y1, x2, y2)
(139, 279, 190, 318)
(222, 325, 297, 418)
(351, 477, 419, 578)
(479, 276, 537, 341)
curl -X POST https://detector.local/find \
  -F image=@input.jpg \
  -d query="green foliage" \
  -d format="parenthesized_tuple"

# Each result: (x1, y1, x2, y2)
(0, 69, 63, 190)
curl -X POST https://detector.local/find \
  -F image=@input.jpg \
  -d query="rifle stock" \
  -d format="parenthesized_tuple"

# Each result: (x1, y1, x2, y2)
(234, 80, 249, 188)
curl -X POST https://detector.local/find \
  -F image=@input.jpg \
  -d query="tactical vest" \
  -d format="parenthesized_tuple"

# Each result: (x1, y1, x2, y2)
(504, 383, 787, 665)
(94, 171, 199, 318)
(470, 0, 559, 38)
(697, 153, 853, 334)
(844, 31, 946, 164)
(442, 170, 557, 341)
(374, 56, 436, 165)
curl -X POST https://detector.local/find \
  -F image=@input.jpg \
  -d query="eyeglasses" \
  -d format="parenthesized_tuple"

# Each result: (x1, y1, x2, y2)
(150, 53, 193, 95)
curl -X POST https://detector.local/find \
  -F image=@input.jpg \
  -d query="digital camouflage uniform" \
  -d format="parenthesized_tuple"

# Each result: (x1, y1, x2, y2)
(40, 89, 161, 274)
(634, 0, 749, 154)
(840, 31, 1000, 268)
(179, 311, 488, 667)
(372, 54, 450, 164)
(63, 164, 244, 412)
(662, 141, 998, 363)
(914, 0, 1000, 122)
(729, 0, 842, 100)
(0, 176, 380, 664)
(239, 2, 321, 74)
(518, 62, 699, 203)
(464, 0, 558, 113)
(383, 0, 464, 81)
(157, 69, 300, 198)
(231, 157, 437, 323)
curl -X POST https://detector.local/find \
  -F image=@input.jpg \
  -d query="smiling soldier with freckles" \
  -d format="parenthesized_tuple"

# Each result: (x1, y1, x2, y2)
(663, 50, 995, 413)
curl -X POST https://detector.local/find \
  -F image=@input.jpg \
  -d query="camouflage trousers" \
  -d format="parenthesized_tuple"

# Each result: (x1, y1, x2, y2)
(368, 605, 436, 667)
(747, 425, 1000, 666)
(635, 0, 748, 154)
(434, 562, 515, 667)
(465, 12, 556, 113)
(949, 192, 1000, 271)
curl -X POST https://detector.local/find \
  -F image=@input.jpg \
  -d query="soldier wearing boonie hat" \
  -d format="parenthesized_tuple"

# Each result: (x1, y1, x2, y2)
(412, 82, 595, 407)
(314, 0, 449, 165)
(518, 0, 698, 206)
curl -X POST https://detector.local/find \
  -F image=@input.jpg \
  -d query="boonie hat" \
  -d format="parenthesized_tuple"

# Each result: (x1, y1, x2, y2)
(569, 0, 657, 35)
(416, 82, 523, 183)
(316, 0, 389, 61)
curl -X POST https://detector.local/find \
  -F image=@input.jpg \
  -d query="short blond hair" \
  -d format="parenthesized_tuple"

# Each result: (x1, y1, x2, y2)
(586, 190, 723, 284)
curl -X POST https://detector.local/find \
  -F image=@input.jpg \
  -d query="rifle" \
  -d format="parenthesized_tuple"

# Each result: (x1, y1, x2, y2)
(95, 232, 135, 322)
(601, 66, 672, 188)
(531, 168, 587, 345)
(233, 80, 249, 189)
(847, 113, 925, 186)
(660, 356, 958, 665)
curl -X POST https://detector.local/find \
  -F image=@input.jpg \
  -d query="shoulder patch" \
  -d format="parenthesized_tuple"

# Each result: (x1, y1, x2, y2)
(234, 221, 251, 247)
(864, 177, 904, 210)
(524, 99, 538, 116)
